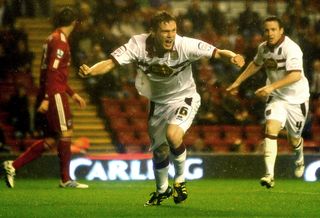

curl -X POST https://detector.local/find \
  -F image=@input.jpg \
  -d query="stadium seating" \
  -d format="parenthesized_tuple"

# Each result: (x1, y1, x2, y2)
(101, 95, 320, 154)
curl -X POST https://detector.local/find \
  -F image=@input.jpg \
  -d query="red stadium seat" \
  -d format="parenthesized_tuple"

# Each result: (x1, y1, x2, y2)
(221, 125, 244, 145)
(200, 125, 222, 139)
(124, 103, 147, 118)
(244, 125, 264, 152)
(109, 116, 130, 131)
(104, 104, 125, 117)
(129, 117, 148, 131)
(183, 130, 200, 147)
(277, 138, 291, 153)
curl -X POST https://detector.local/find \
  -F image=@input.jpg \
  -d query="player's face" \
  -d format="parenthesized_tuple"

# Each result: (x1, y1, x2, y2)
(154, 20, 177, 51)
(264, 21, 284, 46)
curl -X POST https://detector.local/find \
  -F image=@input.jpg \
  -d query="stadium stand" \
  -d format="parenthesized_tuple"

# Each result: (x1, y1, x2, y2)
(1, 0, 320, 154)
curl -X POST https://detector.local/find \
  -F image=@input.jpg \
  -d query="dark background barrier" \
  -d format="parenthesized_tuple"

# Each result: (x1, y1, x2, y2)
(1, 154, 320, 180)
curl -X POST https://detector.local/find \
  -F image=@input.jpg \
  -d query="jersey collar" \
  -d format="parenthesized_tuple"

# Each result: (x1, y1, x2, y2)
(146, 34, 176, 58)
(267, 34, 285, 51)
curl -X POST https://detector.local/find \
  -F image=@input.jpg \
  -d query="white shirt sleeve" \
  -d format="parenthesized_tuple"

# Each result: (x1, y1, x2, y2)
(285, 44, 303, 72)
(182, 37, 216, 60)
(111, 37, 139, 65)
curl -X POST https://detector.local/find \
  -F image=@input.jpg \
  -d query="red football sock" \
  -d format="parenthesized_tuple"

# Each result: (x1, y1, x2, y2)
(13, 140, 46, 170)
(57, 138, 72, 183)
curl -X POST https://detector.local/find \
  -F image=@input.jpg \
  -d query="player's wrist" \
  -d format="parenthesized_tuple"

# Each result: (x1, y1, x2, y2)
(79, 69, 92, 78)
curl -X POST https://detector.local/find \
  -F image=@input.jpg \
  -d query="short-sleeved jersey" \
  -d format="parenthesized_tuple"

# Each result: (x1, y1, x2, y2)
(254, 36, 309, 104)
(39, 29, 73, 99)
(111, 34, 216, 103)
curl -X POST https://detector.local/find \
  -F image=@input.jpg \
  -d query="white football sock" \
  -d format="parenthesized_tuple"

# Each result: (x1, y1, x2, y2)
(264, 137, 277, 177)
(154, 165, 169, 193)
(294, 138, 304, 164)
(171, 149, 187, 183)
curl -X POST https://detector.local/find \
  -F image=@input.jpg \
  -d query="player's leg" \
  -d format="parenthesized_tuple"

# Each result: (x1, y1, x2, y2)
(167, 124, 188, 203)
(261, 120, 282, 188)
(261, 99, 286, 188)
(145, 144, 172, 206)
(167, 95, 200, 202)
(1, 137, 56, 188)
(57, 130, 88, 188)
(286, 101, 309, 178)
(50, 93, 88, 188)
(288, 135, 305, 177)
(145, 101, 174, 206)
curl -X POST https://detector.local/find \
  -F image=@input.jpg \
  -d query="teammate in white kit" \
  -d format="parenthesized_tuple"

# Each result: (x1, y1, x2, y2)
(227, 16, 309, 189)
(79, 11, 244, 204)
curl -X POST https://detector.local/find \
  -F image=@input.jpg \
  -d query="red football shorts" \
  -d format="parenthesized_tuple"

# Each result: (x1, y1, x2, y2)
(46, 92, 72, 134)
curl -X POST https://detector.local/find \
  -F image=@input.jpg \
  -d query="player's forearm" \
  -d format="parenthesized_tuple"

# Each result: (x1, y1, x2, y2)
(215, 49, 237, 59)
(234, 62, 260, 85)
(214, 49, 244, 67)
(89, 59, 115, 76)
(269, 71, 302, 90)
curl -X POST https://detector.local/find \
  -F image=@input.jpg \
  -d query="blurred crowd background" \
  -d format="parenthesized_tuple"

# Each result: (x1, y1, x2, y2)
(0, 0, 320, 153)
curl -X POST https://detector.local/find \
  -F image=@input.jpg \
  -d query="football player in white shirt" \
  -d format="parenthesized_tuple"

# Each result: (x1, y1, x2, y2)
(227, 16, 310, 189)
(79, 11, 244, 205)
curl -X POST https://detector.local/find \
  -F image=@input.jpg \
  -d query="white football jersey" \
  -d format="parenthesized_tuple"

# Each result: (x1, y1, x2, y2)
(111, 34, 216, 103)
(254, 36, 309, 104)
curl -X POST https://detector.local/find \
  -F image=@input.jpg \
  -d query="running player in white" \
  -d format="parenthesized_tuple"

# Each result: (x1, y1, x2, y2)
(227, 16, 309, 189)
(79, 11, 244, 204)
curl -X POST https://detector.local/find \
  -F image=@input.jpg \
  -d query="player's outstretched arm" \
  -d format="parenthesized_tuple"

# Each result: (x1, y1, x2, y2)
(79, 59, 116, 78)
(226, 61, 261, 95)
(254, 71, 302, 97)
(214, 49, 245, 68)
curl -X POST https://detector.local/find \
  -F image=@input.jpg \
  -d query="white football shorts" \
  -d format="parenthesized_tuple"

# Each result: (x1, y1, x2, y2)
(148, 92, 201, 150)
(265, 96, 309, 138)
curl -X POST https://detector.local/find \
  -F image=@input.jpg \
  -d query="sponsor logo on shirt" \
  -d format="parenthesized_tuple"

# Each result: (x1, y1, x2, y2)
(264, 58, 278, 70)
(147, 64, 174, 77)
(112, 45, 127, 57)
(57, 49, 64, 58)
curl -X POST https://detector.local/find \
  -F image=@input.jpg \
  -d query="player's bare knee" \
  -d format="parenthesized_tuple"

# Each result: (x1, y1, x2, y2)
(44, 137, 57, 150)
(288, 136, 302, 147)
(166, 129, 183, 148)
(62, 130, 73, 138)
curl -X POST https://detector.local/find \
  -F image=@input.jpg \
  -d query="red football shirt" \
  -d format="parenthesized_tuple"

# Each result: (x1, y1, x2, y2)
(39, 29, 74, 99)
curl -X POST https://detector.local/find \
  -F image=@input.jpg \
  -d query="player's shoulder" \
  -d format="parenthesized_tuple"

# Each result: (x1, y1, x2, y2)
(48, 30, 68, 45)
(176, 35, 202, 48)
(283, 36, 301, 49)
(130, 33, 149, 44)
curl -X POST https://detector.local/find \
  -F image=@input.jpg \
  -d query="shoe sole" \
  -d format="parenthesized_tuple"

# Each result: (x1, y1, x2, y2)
(260, 180, 274, 189)
(173, 196, 187, 204)
(173, 189, 187, 204)
(144, 187, 173, 206)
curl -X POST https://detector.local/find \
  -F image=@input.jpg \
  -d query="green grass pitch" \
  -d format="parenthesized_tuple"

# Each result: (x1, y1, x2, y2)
(0, 179, 319, 217)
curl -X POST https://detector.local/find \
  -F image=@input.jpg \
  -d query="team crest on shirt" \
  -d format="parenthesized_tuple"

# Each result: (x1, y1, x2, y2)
(198, 42, 212, 51)
(264, 58, 278, 70)
(147, 64, 174, 77)
(57, 49, 64, 58)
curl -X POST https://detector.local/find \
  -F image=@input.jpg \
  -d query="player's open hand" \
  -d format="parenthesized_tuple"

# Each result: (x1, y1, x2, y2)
(37, 100, 49, 113)
(226, 82, 240, 95)
(79, 64, 91, 78)
(72, 93, 86, 109)
(255, 85, 274, 97)
(231, 54, 245, 68)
